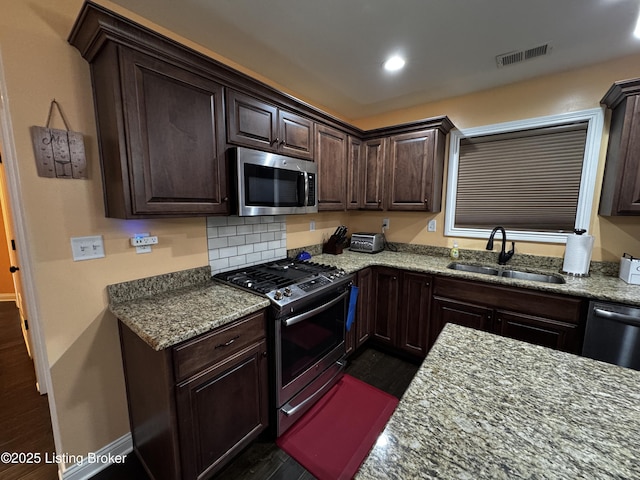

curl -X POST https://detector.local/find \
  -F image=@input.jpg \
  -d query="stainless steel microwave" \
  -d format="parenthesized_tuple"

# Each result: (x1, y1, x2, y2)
(231, 147, 318, 216)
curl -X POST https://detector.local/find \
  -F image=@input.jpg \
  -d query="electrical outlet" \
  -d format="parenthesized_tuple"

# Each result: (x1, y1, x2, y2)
(71, 235, 105, 261)
(427, 219, 437, 232)
(130, 235, 159, 247)
(382, 218, 390, 229)
(131, 233, 157, 254)
(310, 221, 316, 231)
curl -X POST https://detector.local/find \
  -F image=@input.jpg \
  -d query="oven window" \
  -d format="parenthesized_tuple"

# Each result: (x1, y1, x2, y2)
(244, 164, 302, 206)
(280, 295, 346, 387)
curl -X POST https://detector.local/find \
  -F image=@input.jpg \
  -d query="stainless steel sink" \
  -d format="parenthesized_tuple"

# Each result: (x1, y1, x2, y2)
(500, 269, 565, 284)
(447, 263, 565, 284)
(447, 263, 500, 276)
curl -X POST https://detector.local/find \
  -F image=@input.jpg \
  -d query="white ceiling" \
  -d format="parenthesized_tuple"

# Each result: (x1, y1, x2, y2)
(109, 0, 640, 120)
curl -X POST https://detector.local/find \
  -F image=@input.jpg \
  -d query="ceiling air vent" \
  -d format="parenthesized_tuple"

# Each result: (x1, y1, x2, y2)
(496, 43, 551, 68)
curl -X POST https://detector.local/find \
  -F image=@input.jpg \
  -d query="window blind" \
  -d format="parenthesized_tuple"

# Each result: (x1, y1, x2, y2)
(455, 122, 588, 232)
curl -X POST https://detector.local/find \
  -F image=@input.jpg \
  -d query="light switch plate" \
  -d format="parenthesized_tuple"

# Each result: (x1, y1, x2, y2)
(427, 219, 437, 232)
(71, 235, 105, 261)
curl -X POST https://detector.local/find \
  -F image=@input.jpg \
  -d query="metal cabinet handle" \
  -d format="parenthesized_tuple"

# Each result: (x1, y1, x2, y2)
(215, 335, 240, 349)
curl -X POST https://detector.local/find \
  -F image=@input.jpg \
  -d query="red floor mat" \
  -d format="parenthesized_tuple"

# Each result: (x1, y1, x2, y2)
(276, 374, 399, 480)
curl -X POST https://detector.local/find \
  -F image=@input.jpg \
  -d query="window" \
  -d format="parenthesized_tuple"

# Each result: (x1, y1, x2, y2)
(445, 108, 604, 243)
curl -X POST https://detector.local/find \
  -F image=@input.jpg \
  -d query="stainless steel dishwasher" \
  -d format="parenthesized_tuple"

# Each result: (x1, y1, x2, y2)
(582, 301, 640, 371)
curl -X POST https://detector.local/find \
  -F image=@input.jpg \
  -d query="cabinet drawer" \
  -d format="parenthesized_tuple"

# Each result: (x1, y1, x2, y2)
(173, 310, 266, 382)
(433, 277, 584, 324)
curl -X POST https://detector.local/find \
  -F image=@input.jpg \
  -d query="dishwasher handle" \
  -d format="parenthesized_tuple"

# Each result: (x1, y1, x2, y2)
(593, 307, 640, 328)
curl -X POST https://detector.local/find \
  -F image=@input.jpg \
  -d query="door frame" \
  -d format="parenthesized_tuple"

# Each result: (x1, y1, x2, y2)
(0, 49, 60, 448)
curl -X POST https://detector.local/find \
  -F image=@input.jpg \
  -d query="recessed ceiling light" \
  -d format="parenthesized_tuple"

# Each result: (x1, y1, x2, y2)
(384, 55, 406, 72)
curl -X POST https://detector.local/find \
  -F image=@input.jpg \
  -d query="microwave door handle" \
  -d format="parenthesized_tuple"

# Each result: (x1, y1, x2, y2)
(303, 172, 310, 207)
(297, 172, 307, 207)
(283, 290, 350, 327)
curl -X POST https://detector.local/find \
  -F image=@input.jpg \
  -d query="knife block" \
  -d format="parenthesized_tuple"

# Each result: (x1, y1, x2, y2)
(322, 235, 344, 255)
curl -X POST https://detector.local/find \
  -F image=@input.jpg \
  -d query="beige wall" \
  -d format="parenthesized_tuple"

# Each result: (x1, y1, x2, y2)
(287, 55, 640, 262)
(0, 0, 345, 464)
(2, 0, 639, 470)
(0, 0, 217, 464)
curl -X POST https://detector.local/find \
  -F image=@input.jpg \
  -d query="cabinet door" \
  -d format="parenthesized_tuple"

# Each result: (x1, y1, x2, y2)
(315, 124, 347, 210)
(387, 130, 436, 211)
(176, 340, 268, 480)
(355, 267, 374, 348)
(346, 267, 373, 356)
(119, 48, 228, 216)
(347, 136, 363, 210)
(372, 267, 400, 346)
(361, 138, 386, 210)
(226, 90, 278, 151)
(430, 296, 493, 348)
(600, 92, 640, 215)
(494, 310, 582, 354)
(399, 272, 432, 358)
(279, 110, 314, 160)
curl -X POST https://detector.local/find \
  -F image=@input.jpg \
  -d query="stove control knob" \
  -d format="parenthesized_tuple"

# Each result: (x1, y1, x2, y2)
(274, 290, 283, 300)
(283, 287, 292, 297)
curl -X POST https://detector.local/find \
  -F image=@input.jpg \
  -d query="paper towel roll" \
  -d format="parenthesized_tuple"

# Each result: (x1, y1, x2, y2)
(562, 233, 594, 275)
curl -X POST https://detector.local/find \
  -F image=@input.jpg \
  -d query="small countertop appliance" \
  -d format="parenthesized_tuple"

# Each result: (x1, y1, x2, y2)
(349, 232, 385, 254)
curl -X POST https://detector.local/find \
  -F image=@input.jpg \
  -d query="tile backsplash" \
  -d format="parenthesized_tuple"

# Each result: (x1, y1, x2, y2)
(207, 216, 287, 274)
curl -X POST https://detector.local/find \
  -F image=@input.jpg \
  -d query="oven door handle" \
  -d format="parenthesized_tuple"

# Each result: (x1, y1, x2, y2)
(281, 359, 347, 417)
(282, 290, 350, 327)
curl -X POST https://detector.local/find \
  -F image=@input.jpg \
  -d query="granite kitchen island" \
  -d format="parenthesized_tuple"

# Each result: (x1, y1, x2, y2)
(356, 324, 640, 480)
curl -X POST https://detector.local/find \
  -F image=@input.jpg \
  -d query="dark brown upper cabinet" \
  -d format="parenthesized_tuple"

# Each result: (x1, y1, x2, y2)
(69, 3, 455, 218)
(387, 129, 444, 212)
(347, 136, 364, 210)
(360, 137, 387, 210)
(600, 78, 640, 215)
(227, 90, 315, 161)
(315, 124, 348, 210)
(352, 118, 453, 212)
(69, 7, 229, 218)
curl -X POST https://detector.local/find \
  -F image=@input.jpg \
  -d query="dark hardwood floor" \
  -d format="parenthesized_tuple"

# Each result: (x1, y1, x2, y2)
(94, 346, 420, 480)
(0, 301, 58, 480)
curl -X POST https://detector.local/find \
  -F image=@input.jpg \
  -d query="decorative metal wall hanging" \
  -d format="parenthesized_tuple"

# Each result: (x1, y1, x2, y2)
(30, 99, 87, 179)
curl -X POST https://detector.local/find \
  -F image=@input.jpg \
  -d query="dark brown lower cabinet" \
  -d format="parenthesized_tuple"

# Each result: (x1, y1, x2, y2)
(372, 267, 401, 347)
(346, 267, 374, 356)
(119, 310, 268, 480)
(493, 310, 581, 353)
(430, 296, 492, 348)
(368, 268, 432, 360)
(398, 271, 432, 358)
(431, 277, 585, 354)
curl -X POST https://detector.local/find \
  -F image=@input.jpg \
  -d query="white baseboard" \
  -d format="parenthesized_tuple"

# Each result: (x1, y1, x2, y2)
(60, 432, 133, 480)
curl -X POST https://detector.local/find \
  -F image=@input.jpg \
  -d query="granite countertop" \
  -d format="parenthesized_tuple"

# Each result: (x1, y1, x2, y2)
(307, 250, 640, 307)
(108, 249, 639, 351)
(356, 323, 640, 480)
(107, 266, 270, 350)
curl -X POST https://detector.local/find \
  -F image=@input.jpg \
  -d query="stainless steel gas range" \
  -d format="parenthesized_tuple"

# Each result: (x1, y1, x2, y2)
(213, 258, 354, 436)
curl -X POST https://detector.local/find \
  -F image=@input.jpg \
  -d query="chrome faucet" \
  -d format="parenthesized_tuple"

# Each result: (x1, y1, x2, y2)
(486, 226, 515, 265)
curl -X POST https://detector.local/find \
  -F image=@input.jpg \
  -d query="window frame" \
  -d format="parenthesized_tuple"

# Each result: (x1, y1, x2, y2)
(444, 108, 604, 244)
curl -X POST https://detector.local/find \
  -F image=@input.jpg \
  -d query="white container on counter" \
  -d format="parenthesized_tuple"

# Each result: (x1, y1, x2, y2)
(619, 253, 640, 285)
